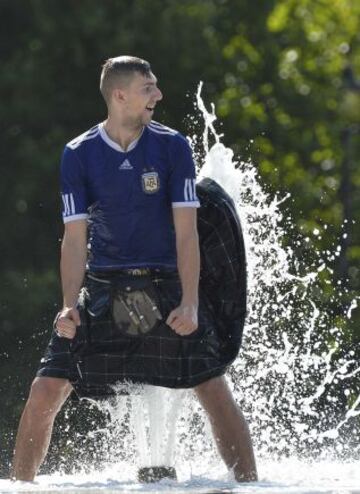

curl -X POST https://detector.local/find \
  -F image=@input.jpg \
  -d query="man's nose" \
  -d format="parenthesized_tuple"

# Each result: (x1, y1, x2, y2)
(156, 87, 163, 101)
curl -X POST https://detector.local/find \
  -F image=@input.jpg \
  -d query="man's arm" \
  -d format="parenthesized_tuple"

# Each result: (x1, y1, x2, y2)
(166, 207, 200, 335)
(55, 220, 87, 339)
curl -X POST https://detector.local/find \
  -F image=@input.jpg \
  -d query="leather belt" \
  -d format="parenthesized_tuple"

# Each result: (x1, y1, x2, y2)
(87, 268, 177, 283)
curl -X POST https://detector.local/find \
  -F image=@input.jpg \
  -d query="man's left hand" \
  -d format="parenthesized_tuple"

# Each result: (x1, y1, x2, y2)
(166, 304, 198, 335)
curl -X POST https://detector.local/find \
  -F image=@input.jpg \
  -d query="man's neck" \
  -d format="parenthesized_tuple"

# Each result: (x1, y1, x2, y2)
(103, 118, 144, 152)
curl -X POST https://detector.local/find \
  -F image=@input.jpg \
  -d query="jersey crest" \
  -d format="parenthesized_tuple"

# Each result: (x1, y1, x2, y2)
(142, 171, 160, 194)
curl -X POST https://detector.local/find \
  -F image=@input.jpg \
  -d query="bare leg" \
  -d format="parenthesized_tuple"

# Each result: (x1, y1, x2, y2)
(12, 377, 72, 481)
(195, 376, 258, 482)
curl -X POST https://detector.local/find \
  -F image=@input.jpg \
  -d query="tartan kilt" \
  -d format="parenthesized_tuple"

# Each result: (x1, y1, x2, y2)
(37, 272, 229, 398)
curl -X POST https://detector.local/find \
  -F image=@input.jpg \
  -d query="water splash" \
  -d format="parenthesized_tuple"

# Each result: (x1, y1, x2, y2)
(193, 83, 360, 460)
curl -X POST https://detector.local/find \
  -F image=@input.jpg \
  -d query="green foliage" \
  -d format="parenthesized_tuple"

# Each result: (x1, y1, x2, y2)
(216, 0, 360, 294)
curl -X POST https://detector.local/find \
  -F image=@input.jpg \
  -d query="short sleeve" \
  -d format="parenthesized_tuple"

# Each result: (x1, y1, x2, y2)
(169, 135, 200, 208)
(60, 146, 89, 223)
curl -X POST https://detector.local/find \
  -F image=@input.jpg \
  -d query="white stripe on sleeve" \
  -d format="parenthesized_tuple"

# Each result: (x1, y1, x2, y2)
(189, 178, 194, 200)
(63, 194, 70, 216)
(61, 195, 67, 215)
(172, 201, 200, 208)
(63, 213, 89, 223)
(69, 193, 76, 215)
(187, 178, 194, 201)
(192, 179, 197, 201)
(184, 179, 189, 201)
(65, 194, 71, 215)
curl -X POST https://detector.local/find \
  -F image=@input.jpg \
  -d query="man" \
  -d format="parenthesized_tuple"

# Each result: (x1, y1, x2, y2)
(12, 56, 257, 482)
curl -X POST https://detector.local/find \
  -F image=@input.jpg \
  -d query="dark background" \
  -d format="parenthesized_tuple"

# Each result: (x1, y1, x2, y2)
(0, 0, 359, 476)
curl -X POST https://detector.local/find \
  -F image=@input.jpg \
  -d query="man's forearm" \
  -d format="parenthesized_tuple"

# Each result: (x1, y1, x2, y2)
(176, 232, 200, 305)
(60, 237, 87, 308)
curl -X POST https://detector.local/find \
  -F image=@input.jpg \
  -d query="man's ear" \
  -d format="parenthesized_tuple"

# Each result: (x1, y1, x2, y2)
(113, 88, 126, 104)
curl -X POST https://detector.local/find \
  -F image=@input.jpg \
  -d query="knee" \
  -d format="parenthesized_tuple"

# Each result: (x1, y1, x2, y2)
(195, 376, 239, 413)
(195, 376, 226, 396)
(25, 377, 70, 419)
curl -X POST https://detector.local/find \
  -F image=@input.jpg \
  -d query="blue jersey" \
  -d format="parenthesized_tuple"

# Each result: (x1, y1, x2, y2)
(60, 121, 199, 270)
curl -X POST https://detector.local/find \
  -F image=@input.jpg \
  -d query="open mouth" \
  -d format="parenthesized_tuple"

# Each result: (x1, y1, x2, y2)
(146, 106, 155, 112)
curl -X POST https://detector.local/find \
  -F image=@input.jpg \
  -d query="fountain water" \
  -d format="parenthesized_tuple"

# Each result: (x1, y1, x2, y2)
(1, 85, 360, 493)
(193, 82, 360, 460)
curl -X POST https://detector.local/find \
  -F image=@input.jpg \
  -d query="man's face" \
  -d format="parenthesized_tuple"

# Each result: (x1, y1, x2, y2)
(119, 71, 163, 127)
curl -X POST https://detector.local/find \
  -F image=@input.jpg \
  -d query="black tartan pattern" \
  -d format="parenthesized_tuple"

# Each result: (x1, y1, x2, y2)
(197, 177, 247, 361)
(38, 273, 225, 397)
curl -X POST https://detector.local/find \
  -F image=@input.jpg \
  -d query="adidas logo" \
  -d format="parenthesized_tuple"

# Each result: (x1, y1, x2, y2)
(119, 159, 133, 170)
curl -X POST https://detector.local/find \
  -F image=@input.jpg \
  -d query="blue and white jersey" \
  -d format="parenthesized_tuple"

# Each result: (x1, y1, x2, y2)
(60, 121, 200, 270)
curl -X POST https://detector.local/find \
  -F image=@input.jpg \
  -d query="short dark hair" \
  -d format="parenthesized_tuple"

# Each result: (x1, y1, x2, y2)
(100, 56, 152, 104)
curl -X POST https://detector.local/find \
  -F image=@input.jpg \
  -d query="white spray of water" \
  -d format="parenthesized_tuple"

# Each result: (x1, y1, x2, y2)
(193, 82, 360, 459)
(130, 385, 186, 467)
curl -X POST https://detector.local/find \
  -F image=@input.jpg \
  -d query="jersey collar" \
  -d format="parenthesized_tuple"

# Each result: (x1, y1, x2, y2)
(99, 122, 144, 152)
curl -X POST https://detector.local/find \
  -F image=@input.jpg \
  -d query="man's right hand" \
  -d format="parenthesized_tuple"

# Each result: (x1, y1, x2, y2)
(54, 307, 80, 339)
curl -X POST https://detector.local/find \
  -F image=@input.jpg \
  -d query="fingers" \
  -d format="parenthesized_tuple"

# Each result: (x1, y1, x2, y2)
(166, 308, 198, 335)
(166, 310, 185, 332)
(56, 317, 77, 339)
(166, 310, 177, 326)
(55, 307, 80, 339)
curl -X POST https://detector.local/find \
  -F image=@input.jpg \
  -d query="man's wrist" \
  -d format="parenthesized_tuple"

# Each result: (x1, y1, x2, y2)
(62, 300, 78, 310)
(181, 298, 198, 308)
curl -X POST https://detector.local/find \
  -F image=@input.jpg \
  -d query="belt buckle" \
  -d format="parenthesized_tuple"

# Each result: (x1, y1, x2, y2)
(131, 268, 149, 276)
